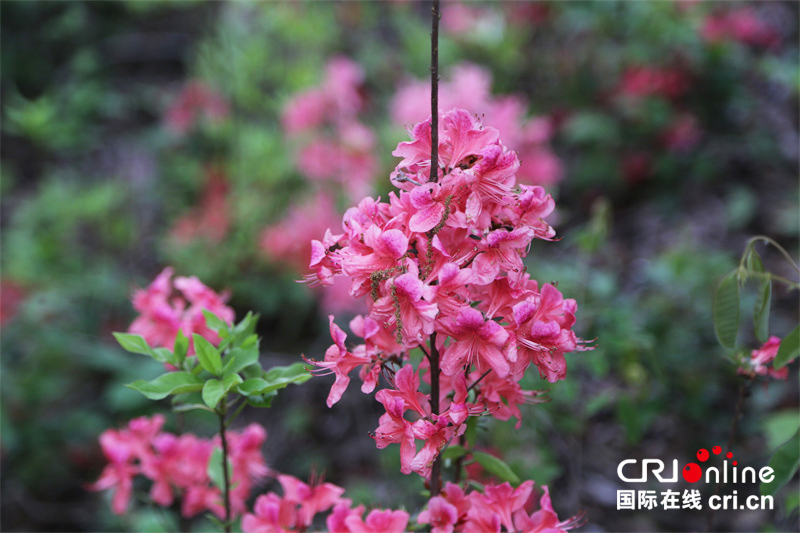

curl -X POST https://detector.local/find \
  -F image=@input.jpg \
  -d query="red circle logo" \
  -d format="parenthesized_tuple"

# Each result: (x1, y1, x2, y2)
(682, 463, 702, 483)
(697, 448, 709, 462)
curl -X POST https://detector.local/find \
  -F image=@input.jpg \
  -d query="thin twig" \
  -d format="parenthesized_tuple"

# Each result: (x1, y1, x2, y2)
(744, 236, 800, 274)
(706, 379, 750, 532)
(467, 369, 492, 393)
(218, 404, 232, 533)
(429, 0, 440, 185)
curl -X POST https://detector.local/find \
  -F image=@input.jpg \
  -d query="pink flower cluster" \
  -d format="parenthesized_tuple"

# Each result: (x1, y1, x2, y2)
(281, 56, 377, 200)
(129, 267, 235, 354)
(392, 64, 563, 186)
(419, 481, 581, 533)
(702, 7, 780, 49)
(165, 80, 229, 135)
(738, 336, 788, 380)
(243, 478, 580, 533)
(242, 475, 409, 533)
(89, 415, 269, 518)
(307, 108, 588, 477)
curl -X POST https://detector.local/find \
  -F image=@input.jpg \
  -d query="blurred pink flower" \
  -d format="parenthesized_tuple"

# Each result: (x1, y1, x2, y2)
(702, 8, 780, 49)
(165, 80, 229, 135)
(661, 113, 702, 153)
(170, 166, 230, 245)
(0, 279, 25, 327)
(618, 66, 689, 101)
(260, 192, 342, 273)
(92, 418, 269, 519)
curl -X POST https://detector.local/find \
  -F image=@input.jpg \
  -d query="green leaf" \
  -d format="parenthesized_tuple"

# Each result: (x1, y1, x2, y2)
(262, 362, 312, 388)
(473, 451, 520, 485)
(222, 346, 260, 377)
(441, 445, 468, 461)
(207, 447, 233, 492)
(202, 309, 229, 332)
(232, 312, 259, 345)
(171, 403, 214, 413)
(127, 372, 204, 400)
(245, 392, 277, 408)
(748, 252, 772, 343)
(764, 411, 800, 451)
(202, 374, 243, 409)
(761, 429, 800, 497)
(193, 334, 222, 376)
(236, 364, 311, 396)
(152, 348, 174, 365)
(240, 334, 258, 350)
(202, 379, 224, 409)
(236, 378, 271, 396)
(235, 365, 310, 397)
(774, 325, 800, 369)
(713, 272, 740, 348)
(113, 332, 152, 356)
(753, 278, 772, 343)
(174, 330, 188, 367)
(465, 415, 478, 449)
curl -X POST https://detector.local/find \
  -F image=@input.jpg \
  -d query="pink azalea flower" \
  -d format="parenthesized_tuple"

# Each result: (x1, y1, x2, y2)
(381, 364, 430, 417)
(344, 508, 410, 533)
(327, 500, 367, 533)
(278, 474, 346, 529)
(439, 306, 510, 378)
(242, 493, 298, 533)
(341, 226, 409, 293)
(92, 418, 270, 520)
(391, 63, 564, 187)
(738, 336, 788, 380)
(229, 423, 271, 483)
(472, 228, 533, 285)
(308, 107, 589, 476)
(513, 486, 585, 533)
(371, 265, 438, 346)
(469, 481, 534, 533)
(129, 267, 234, 355)
(409, 416, 456, 478)
(419, 495, 460, 533)
(373, 393, 417, 475)
(306, 316, 377, 407)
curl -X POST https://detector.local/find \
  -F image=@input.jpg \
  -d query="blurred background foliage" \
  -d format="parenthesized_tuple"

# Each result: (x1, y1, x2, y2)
(1, 1, 798, 532)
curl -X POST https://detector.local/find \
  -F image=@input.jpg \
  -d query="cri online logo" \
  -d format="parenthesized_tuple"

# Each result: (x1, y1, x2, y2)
(618, 445, 775, 485)
(683, 445, 731, 483)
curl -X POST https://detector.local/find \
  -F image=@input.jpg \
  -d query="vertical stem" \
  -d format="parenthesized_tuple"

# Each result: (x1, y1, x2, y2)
(429, 0, 443, 500)
(218, 405, 232, 533)
(429, 332, 442, 497)
(430, 0, 440, 184)
(706, 379, 749, 532)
